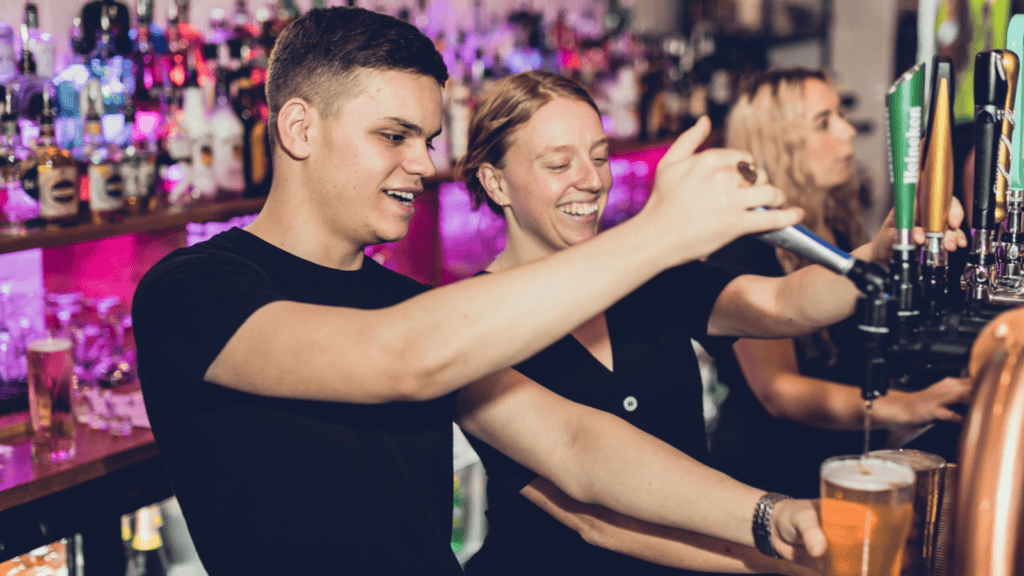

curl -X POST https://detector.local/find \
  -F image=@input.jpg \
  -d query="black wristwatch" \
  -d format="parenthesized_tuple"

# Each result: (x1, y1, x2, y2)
(752, 492, 791, 559)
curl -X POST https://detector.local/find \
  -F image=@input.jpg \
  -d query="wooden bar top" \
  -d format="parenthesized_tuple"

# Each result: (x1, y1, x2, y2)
(0, 418, 158, 514)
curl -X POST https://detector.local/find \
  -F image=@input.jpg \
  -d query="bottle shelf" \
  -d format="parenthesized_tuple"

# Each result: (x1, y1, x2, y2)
(0, 197, 267, 254)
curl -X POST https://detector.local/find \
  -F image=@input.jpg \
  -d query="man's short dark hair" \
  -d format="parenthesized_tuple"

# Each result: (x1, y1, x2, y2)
(265, 7, 448, 153)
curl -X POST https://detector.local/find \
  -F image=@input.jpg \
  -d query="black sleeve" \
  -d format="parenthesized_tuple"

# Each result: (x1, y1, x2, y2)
(706, 236, 785, 279)
(132, 247, 285, 404)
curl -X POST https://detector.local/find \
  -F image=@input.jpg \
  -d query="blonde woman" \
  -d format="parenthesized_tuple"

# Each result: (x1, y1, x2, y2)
(708, 69, 971, 498)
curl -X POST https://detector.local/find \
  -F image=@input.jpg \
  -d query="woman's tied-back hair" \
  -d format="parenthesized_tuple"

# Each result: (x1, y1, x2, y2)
(458, 71, 600, 216)
(265, 6, 448, 154)
(727, 68, 865, 365)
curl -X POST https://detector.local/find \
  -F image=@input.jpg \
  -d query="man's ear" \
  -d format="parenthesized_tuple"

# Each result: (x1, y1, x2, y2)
(276, 97, 315, 160)
(477, 163, 510, 208)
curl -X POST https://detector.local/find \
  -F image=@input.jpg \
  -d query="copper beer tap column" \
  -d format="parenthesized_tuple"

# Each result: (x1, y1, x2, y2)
(953, 308, 1024, 576)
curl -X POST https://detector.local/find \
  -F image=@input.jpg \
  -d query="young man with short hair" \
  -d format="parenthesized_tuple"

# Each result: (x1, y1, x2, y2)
(134, 7, 839, 575)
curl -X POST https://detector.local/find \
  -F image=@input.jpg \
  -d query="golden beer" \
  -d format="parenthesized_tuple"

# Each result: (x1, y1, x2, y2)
(821, 456, 915, 576)
(27, 336, 76, 463)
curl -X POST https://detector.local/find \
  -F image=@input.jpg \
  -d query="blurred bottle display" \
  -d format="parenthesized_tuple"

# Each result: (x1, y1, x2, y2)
(0, 0, 821, 236)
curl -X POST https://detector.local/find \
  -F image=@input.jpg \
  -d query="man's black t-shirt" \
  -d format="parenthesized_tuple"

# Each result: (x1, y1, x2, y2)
(132, 228, 462, 575)
(463, 261, 738, 576)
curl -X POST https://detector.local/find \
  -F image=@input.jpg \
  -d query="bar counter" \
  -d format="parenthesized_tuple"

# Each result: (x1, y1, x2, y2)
(0, 417, 170, 570)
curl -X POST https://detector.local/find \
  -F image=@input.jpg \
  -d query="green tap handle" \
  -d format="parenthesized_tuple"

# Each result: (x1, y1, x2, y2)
(886, 62, 926, 233)
(1009, 15, 1024, 190)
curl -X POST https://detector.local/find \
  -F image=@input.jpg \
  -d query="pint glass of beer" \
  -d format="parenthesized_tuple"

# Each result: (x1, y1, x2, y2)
(28, 336, 76, 463)
(820, 455, 915, 576)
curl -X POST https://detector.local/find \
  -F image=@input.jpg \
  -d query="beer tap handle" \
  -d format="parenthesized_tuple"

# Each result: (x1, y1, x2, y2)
(972, 51, 1008, 235)
(1009, 15, 1024, 192)
(998, 16, 1024, 285)
(994, 50, 1019, 226)
(884, 62, 925, 384)
(887, 62, 926, 240)
(964, 51, 1008, 302)
(918, 55, 956, 317)
(753, 224, 887, 296)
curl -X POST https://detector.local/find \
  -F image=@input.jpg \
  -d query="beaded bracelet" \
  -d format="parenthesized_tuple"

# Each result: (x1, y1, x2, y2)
(752, 492, 791, 559)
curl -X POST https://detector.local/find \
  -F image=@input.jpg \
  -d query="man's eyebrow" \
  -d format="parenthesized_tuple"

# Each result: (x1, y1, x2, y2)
(383, 117, 442, 140)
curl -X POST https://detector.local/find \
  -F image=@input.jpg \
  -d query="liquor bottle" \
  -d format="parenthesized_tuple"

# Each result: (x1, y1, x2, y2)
(31, 91, 78, 225)
(210, 71, 244, 200)
(0, 91, 36, 234)
(120, 106, 156, 213)
(161, 90, 193, 205)
(131, 0, 157, 110)
(21, 0, 54, 78)
(14, 42, 46, 121)
(126, 504, 169, 576)
(235, 85, 269, 197)
(0, 24, 19, 85)
(79, 0, 132, 57)
(75, 80, 124, 222)
(180, 61, 216, 202)
(232, 50, 270, 197)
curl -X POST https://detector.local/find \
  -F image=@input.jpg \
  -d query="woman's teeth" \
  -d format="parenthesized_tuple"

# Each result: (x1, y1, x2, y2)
(559, 202, 597, 216)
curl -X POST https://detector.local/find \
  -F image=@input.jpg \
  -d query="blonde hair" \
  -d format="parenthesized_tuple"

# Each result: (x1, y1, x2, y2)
(726, 69, 865, 363)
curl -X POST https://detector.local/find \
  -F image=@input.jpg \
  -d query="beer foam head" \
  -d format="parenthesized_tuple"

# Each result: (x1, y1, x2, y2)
(28, 337, 73, 353)
(868, 449, 945, 472)
(822, 457, 915, 491)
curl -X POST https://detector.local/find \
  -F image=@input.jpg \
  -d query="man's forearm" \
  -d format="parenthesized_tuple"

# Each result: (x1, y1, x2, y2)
(524, 477, 816, 575)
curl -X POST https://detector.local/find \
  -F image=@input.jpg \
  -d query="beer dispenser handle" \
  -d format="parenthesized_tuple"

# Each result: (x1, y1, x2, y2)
(963, 51, 1009, 301)
(917, 56, 956, 318)
(885, 61, 927, 387)
(999, 15, 1024, 285)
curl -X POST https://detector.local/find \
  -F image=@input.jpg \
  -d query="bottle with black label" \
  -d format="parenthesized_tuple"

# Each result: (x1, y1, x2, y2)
(0, 90, 36, 234)
(120, 106, 156, 214)
(31, 90, 78, 225)
(74, 79, 124, 223)
(232, 45, 270, 197)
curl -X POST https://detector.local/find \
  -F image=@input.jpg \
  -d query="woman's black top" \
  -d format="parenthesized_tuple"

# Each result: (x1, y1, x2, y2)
(464, 260, 738, 576)
(707, 235, 885, 499)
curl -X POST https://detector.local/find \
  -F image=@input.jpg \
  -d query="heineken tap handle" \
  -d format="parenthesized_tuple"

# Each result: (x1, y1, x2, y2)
(884, 62, 925, 351)
(886, 62, 926, 241)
